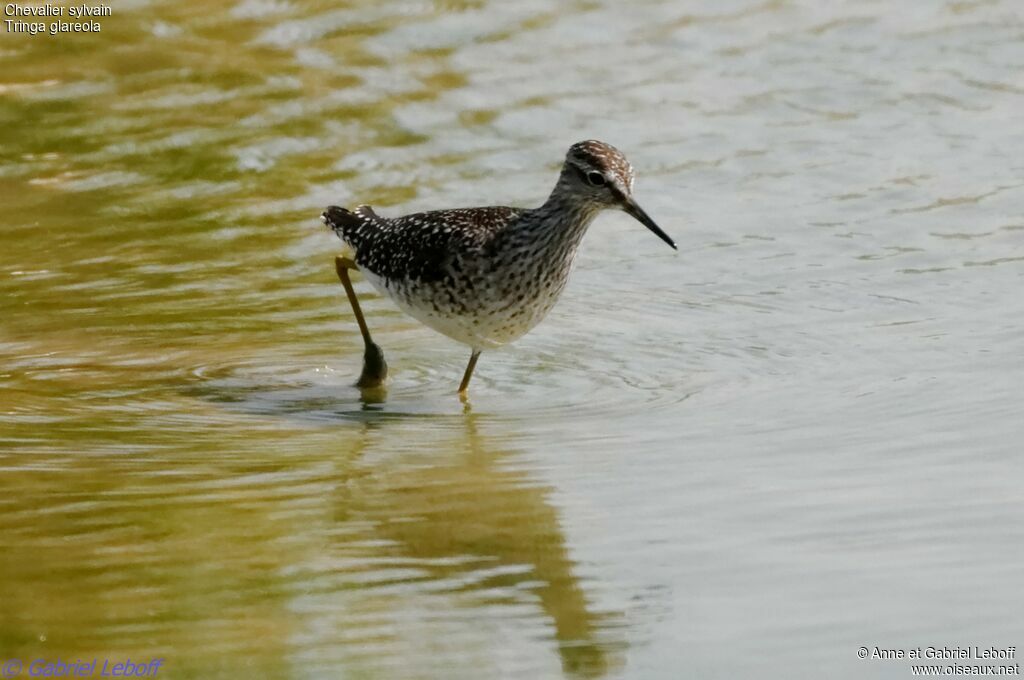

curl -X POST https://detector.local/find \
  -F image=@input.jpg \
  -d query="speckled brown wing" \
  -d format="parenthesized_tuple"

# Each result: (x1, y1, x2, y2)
(324, 204, 523, 284)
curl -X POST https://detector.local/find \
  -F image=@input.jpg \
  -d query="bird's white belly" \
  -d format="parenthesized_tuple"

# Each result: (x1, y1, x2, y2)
(359, 268, 560, 351)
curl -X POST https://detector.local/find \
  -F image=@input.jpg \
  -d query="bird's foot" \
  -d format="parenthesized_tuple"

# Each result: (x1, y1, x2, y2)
(355, 340, 388, 389)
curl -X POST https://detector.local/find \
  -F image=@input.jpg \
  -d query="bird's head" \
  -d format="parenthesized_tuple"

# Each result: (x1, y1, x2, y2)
(561, 140, 676, 250)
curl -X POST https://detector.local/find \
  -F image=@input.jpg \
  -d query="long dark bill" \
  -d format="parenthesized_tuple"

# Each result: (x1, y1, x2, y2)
(623, 198, 676, 250)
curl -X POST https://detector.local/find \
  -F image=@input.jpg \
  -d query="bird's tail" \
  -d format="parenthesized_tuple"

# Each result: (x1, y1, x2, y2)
(322, 205, 369, 258)
(322, 205, 360, 239)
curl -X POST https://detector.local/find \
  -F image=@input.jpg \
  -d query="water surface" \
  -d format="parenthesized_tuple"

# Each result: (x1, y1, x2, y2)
(2, 1, 1023, 678)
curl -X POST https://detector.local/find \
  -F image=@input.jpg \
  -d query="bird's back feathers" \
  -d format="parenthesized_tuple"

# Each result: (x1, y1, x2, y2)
(323, 204, 523, 284)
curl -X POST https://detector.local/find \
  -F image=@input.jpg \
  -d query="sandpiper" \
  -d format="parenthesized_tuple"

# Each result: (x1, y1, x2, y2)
(322, 139, 675, 395)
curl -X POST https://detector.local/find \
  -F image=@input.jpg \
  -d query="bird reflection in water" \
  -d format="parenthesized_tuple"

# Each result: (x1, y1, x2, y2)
(328, 412, 624, 678)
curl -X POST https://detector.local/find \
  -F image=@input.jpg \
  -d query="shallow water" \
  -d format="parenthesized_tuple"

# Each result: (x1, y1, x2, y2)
(2, 0, 1023, 678)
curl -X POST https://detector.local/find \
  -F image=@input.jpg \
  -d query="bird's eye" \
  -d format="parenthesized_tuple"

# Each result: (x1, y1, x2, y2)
(586, 171, 606, 187)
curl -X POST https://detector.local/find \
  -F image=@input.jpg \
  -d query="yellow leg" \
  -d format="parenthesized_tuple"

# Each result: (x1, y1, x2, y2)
(458, 350, 481, 396)
(335, 256, 388, 389)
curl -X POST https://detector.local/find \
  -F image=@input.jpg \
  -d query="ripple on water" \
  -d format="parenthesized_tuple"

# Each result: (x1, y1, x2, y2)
(182, 336, 710, 427)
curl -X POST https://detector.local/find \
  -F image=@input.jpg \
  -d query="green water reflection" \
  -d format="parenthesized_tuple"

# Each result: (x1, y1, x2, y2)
(0, 1, 622, 676)
(0, 408, 622, 677)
